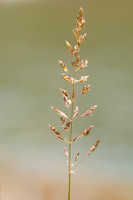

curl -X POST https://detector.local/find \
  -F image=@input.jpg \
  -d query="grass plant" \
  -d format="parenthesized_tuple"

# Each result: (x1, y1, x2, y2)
(49, 7, 100, 200)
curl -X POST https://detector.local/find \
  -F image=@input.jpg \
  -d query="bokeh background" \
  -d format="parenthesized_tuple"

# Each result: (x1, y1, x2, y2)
(0, 0, 133, 199)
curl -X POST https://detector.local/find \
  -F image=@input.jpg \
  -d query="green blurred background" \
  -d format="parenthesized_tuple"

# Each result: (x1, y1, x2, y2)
(0, 0, 133, 199)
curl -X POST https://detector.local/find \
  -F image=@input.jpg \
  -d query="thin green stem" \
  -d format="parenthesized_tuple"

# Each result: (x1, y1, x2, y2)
(68, 69, 76, 200)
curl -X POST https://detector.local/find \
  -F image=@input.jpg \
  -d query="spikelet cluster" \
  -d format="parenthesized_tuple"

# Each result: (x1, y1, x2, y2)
(49, 7, 100, 173)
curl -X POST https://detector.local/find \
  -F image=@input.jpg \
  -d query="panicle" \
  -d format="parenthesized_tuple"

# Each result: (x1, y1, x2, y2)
(49, 124, 60, 135)
(59, 60, 69, 74)
(80, 105, 97, 117)
(81, 85, 90, 94)
(51, 106, 69, 119)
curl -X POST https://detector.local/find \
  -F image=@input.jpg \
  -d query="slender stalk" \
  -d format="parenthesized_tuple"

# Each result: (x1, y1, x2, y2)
(68, 69, 76, 200)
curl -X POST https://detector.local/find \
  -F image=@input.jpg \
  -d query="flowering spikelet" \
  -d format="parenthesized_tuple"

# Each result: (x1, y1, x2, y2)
(60, 117, 66, 127)
(64, 146, 69, 166)
(72, 125, 93, 141)
(60, 88, 69, 97)
(49, 125, 60, 135)
(82, 125, 93, 136)
(64, 122, 70, 130)
(77, 33, 87, 45)
(73, 106, 79, 118)
(78, 76, 89, 82)
(65, 99, 72, 108)
(65, 40, 74, 55)
(71, 137, 77, 142)
(51, 106, 68, 119)
(59, 60, 69, 74)
(80, 105, 97, 117)
(62, 73, 70, 82)
(56, 135, 65, 140)
(86, 140, 100, 156)
(81, 85, 90, 94)
(76, 59, 88, 71)
(72, 152, 80, 167)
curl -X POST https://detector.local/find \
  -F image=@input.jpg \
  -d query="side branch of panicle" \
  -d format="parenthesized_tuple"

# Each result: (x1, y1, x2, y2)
(76, 59, 88, 71)
(80, 105, 97, 117)
(86, 140, 100, 156)
(51, 106, 69, 119)
(71, 125, 93, 142)
(72, 152, 80, 167)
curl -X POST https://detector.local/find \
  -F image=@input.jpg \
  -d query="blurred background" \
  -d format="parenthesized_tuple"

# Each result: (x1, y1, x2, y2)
(0, 0, 133, 199)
